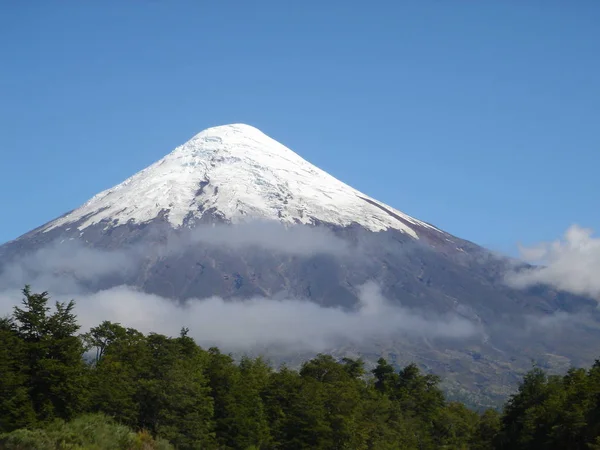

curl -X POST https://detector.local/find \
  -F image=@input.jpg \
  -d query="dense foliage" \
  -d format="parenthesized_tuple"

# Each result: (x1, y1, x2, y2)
(1, 287, 600, 449)
(0, 413, 173, 449)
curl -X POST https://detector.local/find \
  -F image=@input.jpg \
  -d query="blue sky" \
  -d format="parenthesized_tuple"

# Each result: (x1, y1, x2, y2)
(0, 1, 598, 254)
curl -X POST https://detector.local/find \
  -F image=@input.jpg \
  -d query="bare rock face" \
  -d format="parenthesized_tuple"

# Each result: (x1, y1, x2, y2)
(2, 124, 599, 407)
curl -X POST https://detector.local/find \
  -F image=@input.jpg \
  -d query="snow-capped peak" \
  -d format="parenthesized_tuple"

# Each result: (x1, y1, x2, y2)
(43, 124, 438, 237)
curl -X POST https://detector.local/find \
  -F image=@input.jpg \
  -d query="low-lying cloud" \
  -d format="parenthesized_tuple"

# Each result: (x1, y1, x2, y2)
(0, 229, 477, 353)
(141, 221, 351, 260)
(0, 281, 479, 353)
(185, 221, 350, 257)
(1, 222, 351, 294)
(507, 225, 600, 301)
(0, 240, 135, 295)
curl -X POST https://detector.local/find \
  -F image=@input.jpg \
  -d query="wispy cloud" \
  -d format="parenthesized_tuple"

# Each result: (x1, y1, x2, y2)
(185, 221, 350, 257)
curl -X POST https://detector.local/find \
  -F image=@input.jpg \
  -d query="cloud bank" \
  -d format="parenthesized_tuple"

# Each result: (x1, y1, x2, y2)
(507, 225, 600, 300)
(0, 282, 478, 353)
(0, 240, 135, 296)
(57, 283, 477, 349)
(0, 231, 478, 353)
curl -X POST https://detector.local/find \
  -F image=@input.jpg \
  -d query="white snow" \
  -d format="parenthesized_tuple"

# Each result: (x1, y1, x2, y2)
(43, 124, 440, 237)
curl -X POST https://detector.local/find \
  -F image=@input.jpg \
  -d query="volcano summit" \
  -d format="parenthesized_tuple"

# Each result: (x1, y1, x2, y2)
(43, 124, 437, 237)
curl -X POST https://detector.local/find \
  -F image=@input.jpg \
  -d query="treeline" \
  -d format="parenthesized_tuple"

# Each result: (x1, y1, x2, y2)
(2, 287, 600, 449)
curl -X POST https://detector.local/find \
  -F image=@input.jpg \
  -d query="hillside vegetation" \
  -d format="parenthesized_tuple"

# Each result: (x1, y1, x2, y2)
(2, 286, 600, 449)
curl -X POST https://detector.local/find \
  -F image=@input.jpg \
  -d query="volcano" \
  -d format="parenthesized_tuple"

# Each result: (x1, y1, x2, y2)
(1, 123, 599, 407)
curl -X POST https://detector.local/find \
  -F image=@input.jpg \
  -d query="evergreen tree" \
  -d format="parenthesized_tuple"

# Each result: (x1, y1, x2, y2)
(11, 286, 86, 424)
(496, 366, 553, 449)
(472, 409, 501, 450)
(372, 357, 398, 395)
(204, 348, 271, 449)
(141, 331, 215, 449)
(0, 316, 35, 432)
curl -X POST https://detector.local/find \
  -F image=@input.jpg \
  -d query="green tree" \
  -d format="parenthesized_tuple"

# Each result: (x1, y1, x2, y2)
(11, 286, 87, 424)
(471, 409, 501, 450)
(140, 331, 215, 449)
(300, 355, 367, 448)
(87, 323, 145, 426)
(204, 348, 271, 449)
(0, 316, 36, 432)
(372, 357, 398, 395)
(434, 402, 479, 449)
(237, 355, 272, 448)
(496, 366, 561, 449)
(82, 320, 128, 364)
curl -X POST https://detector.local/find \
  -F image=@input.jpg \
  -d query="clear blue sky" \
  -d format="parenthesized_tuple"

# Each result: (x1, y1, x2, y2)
(1, 1, 598, 254)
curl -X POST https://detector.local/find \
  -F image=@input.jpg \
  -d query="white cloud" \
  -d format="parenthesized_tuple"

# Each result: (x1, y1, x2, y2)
(0, 281, 479, 353)
(507, 224, 600, 300)
(185, 222, 350, 257)
(0, 240, 135, 295)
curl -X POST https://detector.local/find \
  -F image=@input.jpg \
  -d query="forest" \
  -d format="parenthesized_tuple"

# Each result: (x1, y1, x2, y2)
(2, 286, 600, 449)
